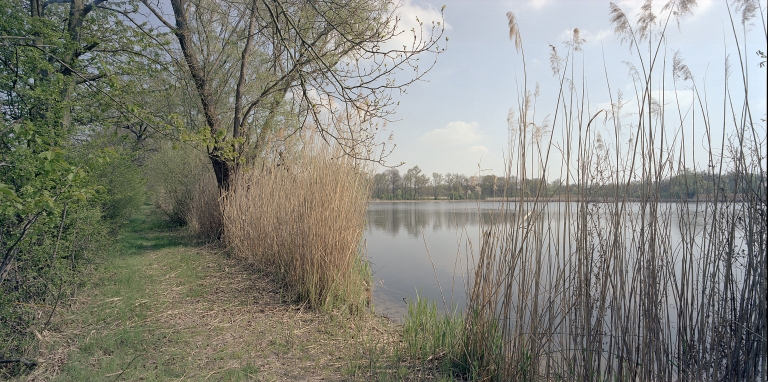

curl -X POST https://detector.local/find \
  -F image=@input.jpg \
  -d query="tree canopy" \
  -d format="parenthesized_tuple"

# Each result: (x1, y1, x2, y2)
(139, 0, 445, 189)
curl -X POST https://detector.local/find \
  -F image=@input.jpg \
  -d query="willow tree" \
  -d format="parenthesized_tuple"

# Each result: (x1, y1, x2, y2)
(140, 0, 445, 190)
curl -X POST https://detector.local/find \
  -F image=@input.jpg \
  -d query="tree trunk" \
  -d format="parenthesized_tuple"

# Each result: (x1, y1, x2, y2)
(168, 0, 233, 192)
(209, 152, 233, 192)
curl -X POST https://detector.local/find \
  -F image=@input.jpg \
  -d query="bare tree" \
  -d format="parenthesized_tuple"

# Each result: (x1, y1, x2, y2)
(141, 0, 445, 190)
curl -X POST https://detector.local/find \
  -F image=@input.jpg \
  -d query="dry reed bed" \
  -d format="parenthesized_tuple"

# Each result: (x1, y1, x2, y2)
(222, 137, 372, 310)
(186, 170, 223, 243)
(459, 3, 766, 381)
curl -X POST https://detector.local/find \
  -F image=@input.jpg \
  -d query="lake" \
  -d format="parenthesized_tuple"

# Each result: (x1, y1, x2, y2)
(364, 200, 723, 322)
(365, 201, 495, 322)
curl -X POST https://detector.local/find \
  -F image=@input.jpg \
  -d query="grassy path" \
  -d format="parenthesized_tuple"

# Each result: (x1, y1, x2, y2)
(24, 208, 407, 381)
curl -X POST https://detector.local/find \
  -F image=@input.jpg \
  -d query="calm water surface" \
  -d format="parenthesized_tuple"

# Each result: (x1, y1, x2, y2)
(364, 201, 492, 322)
(364, 200, 716, 322)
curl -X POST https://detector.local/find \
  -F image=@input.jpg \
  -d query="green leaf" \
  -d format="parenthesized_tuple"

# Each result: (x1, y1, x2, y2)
(0, 183, 18, 199)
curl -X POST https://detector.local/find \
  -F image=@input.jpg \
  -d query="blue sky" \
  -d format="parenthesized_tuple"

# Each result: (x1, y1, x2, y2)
(378, 0, 767, 179)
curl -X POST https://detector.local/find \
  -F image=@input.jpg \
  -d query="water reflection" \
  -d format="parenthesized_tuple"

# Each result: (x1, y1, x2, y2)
(367, 201, 486, 237)
(366, 200, 541, 237)
(364, 200, 717, 323)
(365, 201, 488, 322)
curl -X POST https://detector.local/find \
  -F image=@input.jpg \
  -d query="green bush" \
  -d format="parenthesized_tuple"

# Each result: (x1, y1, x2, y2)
(90, 151, 146, 222)
(0, 138, 137, 376)
(0, 202, 109, 376)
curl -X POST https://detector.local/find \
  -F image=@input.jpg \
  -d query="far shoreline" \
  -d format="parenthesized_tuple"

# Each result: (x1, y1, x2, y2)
(369, 197, 738, 203)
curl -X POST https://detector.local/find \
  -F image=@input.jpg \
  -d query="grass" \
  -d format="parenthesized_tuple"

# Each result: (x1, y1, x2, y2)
(402, 295, 463, 370)
(21, 205, 451, 381)
(27, 207, 199, 380)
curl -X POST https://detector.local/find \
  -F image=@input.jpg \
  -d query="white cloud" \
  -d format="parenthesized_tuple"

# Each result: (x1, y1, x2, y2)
(591, 88, 697, 126)
(615, 0, 646, 19)
(593, 29, 614, 42)
(674, 0, 715, 25)
(467, 145, 490, 154)
(387, 0, 451, 52)
(615, 0, 715, 26)
(416, 122, 497, 174)
(556, 28, 615, 47)
(696, 0, 715, 14)
(528, 0, 550, 10)
(420, 121, 483, 147)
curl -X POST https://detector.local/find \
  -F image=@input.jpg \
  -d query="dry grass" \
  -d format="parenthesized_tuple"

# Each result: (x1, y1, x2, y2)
(23, 227, 407, 381)
(455, 3, 767, 381)
(222, 134, 373, 310)
(145, 144, 216, 229)
(186, 170, 223, 243)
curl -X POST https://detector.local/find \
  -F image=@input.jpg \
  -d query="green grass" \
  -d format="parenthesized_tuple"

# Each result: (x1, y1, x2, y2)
(340, 294, 465, 381)
(48, 207, 202, 381)
(118, 206, 187, 255)
(402, 294, 463, 363)
(19, 203, 490, 382)
(25, 205, 466, 381)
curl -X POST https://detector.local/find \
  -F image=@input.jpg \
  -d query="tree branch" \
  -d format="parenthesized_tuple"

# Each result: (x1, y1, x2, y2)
(139, 0, 176, 31)
(74, 72, 105, 84)
(233, 0, 258, 143)
(0, 358, 38, 368)
(82, 0, 108, 18)
(168, 0, 221, 138)
(73, 40, 99, 59)
(0, 211, 43, 284)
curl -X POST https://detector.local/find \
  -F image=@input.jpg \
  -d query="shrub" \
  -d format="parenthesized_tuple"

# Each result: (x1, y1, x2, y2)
(185, 169, 223, 242)
(0, 195, 110, 377)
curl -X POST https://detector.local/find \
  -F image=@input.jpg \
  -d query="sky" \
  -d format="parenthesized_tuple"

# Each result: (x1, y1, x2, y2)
(376, 0, 767, 180)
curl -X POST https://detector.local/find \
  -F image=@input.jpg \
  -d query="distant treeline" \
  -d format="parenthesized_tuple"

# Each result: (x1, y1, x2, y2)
(372, 167, 765, 201)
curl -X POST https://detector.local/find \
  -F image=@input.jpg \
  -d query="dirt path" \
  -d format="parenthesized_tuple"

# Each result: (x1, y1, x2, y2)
(24, 216, 406, 381)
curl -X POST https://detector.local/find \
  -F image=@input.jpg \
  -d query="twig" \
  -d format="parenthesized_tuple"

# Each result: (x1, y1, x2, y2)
(43, 276, 64, 329)
(111, 354, 139, 382)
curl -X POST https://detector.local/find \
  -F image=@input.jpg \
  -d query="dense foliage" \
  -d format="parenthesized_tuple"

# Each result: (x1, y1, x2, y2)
(0, 0, 153, 373)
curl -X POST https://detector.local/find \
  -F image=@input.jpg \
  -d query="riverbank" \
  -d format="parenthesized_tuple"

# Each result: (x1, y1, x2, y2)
(19, 207, 453, 381)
